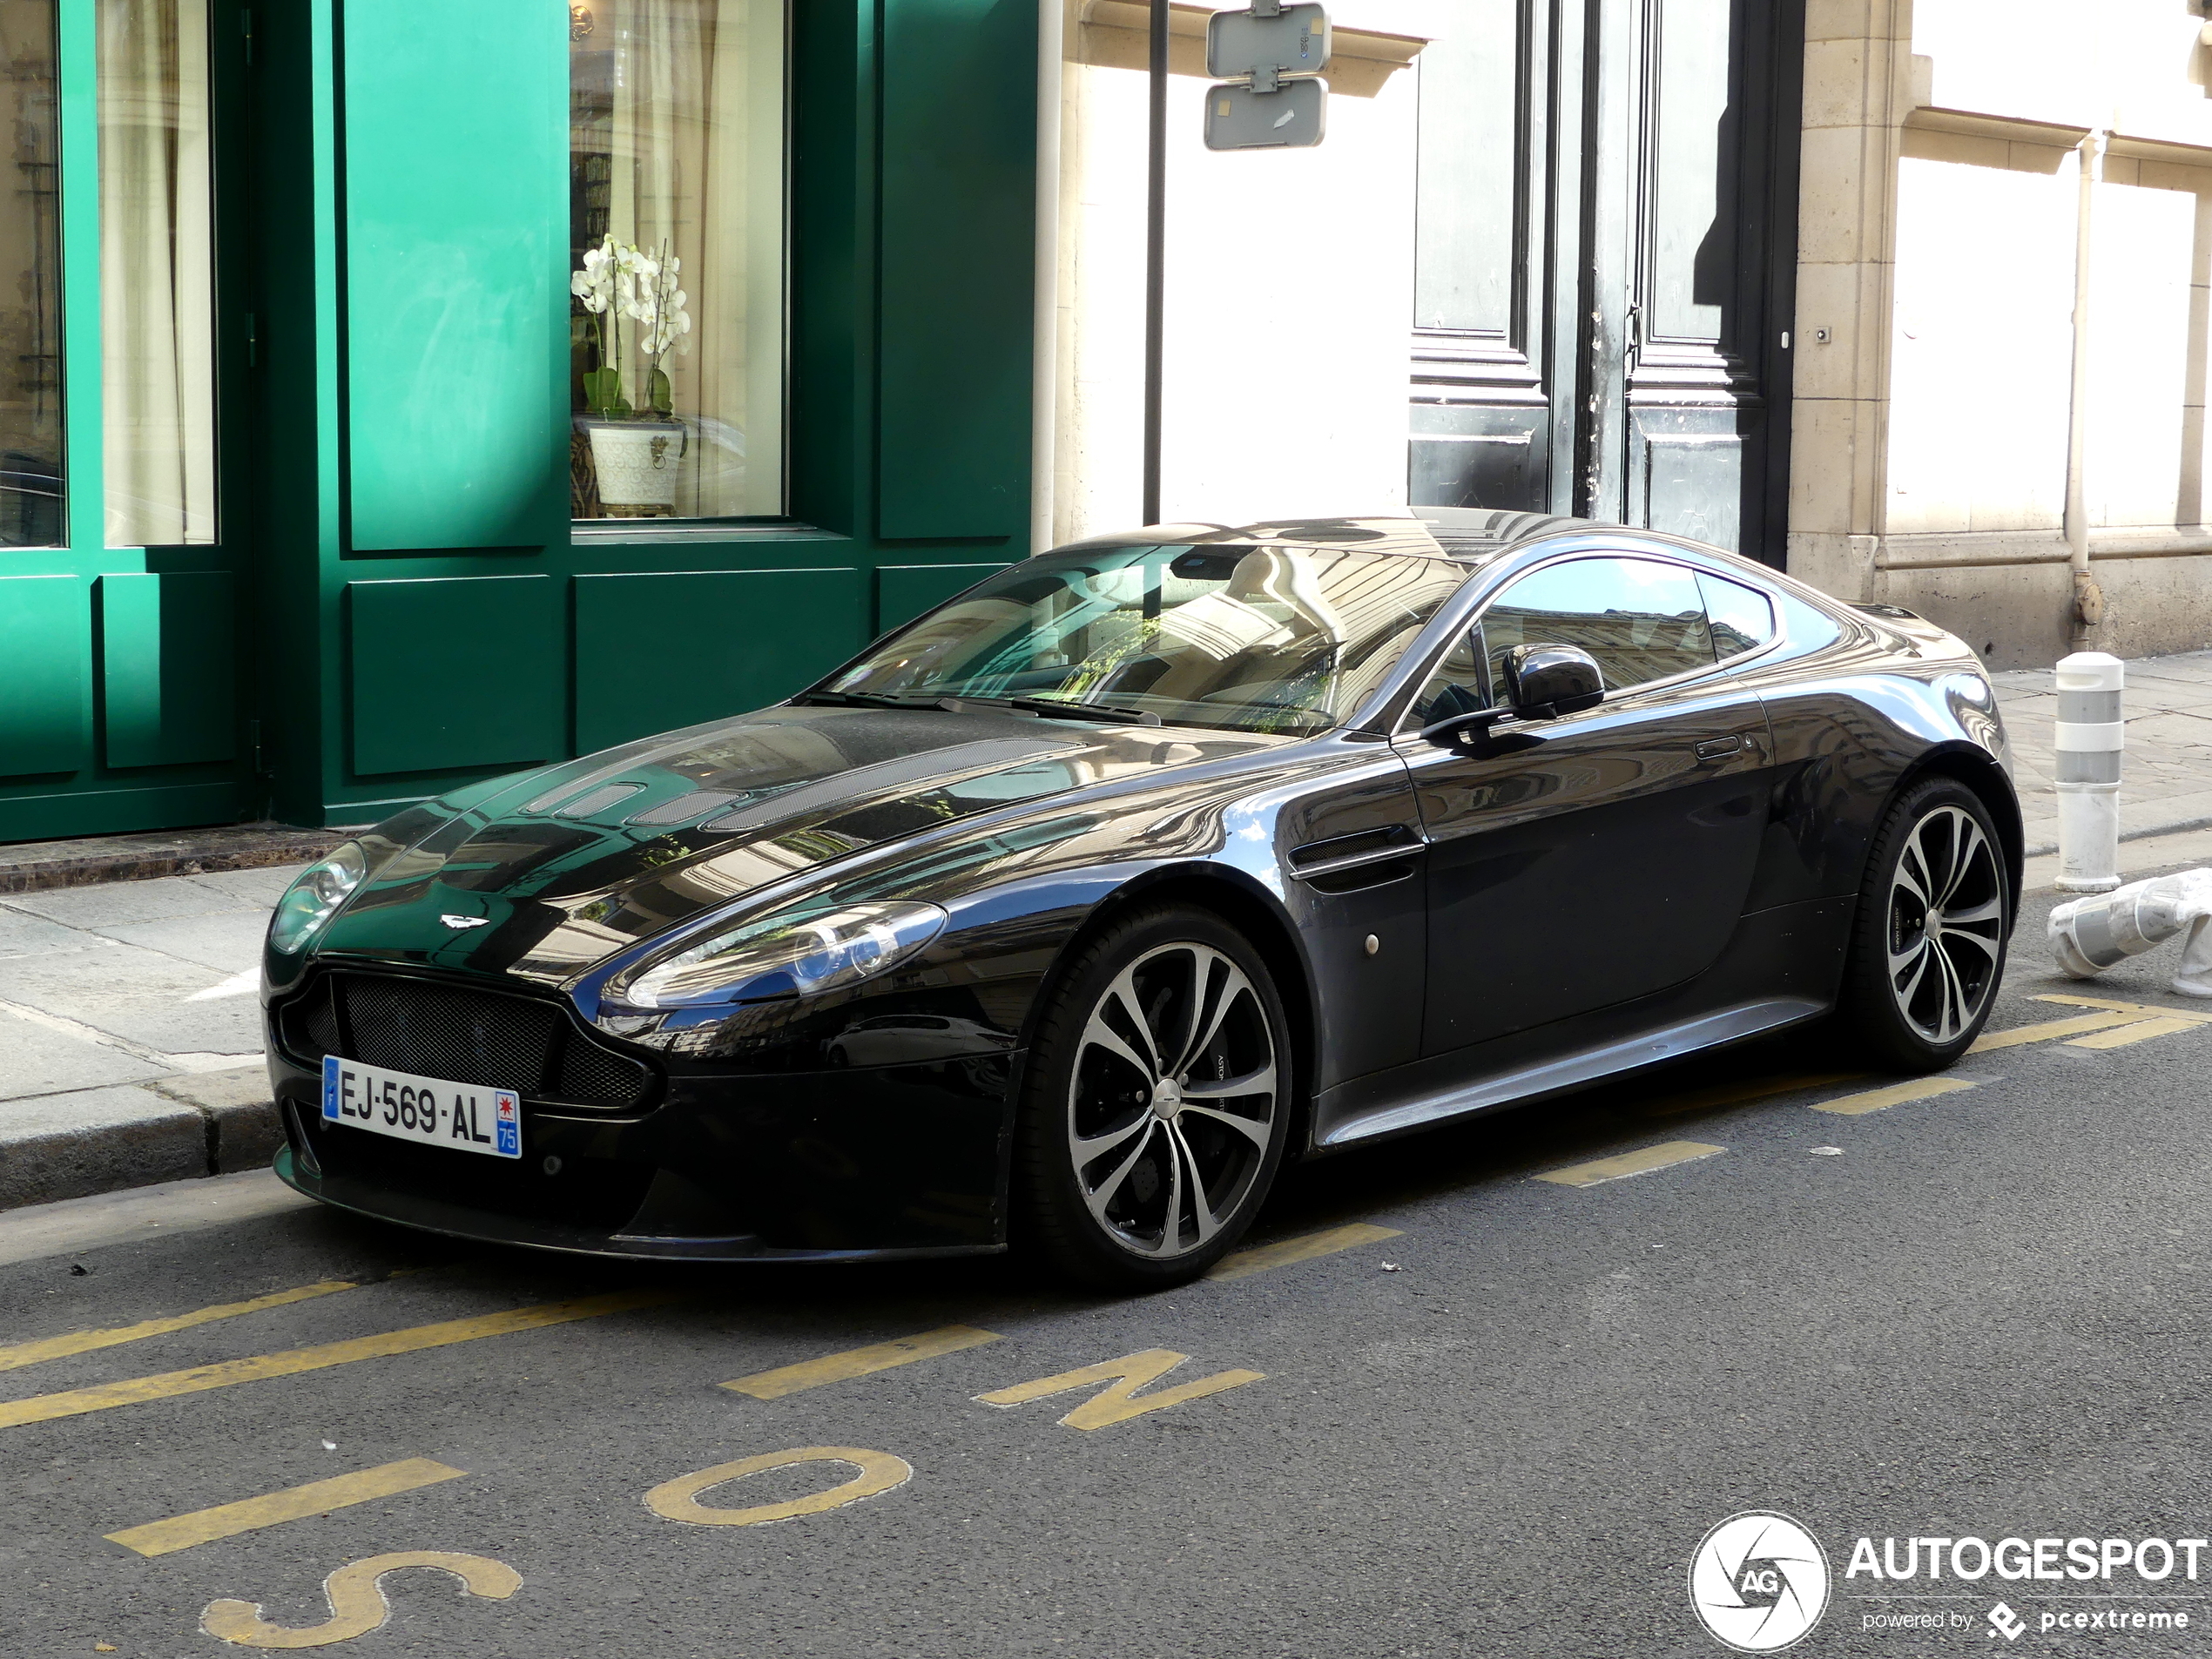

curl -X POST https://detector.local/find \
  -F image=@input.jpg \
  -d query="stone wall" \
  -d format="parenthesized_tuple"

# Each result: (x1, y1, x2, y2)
(1791, 0, 2212, 668)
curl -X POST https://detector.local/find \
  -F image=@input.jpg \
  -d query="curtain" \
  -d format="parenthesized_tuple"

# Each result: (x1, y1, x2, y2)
(98, 0, 215, 547)
(0, 0, 63, 547)
(583, 0, 781, 517)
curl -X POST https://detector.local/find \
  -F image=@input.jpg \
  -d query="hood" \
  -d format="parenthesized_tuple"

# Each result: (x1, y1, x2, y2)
(308, 705, 1277, 984)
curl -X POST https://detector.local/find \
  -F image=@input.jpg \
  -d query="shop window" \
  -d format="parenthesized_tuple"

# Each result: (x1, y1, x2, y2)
(568, 0, 785, 523)
(0, 0, 61, 548)
(98, 0, 217, 547)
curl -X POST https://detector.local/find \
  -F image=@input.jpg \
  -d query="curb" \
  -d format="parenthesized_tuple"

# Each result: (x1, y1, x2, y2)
(0, 824, 343, 896)
(0, 1069, 284, 1212)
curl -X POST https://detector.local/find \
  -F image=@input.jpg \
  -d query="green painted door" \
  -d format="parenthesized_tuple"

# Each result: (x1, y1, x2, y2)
(0, 0, 253, 843)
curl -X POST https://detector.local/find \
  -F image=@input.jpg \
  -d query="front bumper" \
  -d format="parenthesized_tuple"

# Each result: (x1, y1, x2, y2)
(269, 1045, 1018, 1263)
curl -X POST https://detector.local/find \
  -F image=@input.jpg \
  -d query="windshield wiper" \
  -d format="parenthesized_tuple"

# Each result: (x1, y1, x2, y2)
(985, 695, 1163, 726)
(799, 689, 1165, 725)
(790, 691, 940, 710)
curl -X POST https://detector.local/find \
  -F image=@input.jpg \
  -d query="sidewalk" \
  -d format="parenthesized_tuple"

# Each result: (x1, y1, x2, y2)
(0, 867, 292, 1210)
(3, 648, 2211, 1216)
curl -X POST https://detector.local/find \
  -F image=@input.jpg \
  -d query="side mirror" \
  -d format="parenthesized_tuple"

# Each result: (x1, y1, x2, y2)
(1501, 644, 1605, 719)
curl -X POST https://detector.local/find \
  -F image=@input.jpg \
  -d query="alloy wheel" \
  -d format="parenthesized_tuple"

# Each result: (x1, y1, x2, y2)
(1066, 941, 1279, 1260)
(1885, 804, 2005, 1043)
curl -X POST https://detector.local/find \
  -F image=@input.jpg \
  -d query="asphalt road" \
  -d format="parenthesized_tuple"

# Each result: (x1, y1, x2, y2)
(5, 873, 2212, 1658)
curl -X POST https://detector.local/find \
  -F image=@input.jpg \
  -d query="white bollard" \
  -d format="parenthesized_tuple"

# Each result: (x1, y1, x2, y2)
(2054, 651, 2123, 894)
(2049, 869, 2212, 996)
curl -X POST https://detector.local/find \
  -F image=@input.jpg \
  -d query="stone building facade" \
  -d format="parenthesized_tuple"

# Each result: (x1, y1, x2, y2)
(1045, 0, 2212, 671)
(1792, 0, 2212, 666)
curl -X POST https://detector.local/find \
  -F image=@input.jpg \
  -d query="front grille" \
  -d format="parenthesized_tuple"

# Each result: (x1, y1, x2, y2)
(279, 971, 654, 1111)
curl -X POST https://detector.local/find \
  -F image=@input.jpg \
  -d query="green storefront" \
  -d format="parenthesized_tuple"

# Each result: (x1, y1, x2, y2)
(0, 0, 1037, 843)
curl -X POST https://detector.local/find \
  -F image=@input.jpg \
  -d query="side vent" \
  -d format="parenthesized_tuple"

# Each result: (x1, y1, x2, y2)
(1288, 823, 1424, 892)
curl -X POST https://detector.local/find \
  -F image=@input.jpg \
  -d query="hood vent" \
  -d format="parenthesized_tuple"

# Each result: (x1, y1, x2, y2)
(555, 783, 647, 818)
(627, 788, 745, 827)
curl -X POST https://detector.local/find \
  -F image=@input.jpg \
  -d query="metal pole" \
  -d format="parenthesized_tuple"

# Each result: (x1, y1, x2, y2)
(1142, 0, 1167, 527)
(1030, 0, 1064, 556)
(2063, 128, 2107, 644)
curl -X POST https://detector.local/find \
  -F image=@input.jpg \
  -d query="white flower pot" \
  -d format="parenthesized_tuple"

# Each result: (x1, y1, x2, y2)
(586, 421, 686, 514)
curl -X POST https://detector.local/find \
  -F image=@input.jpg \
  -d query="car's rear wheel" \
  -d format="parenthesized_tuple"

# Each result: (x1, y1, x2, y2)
(1015, 906, 1291, 1290)
(1838, 777, 2011, 1070)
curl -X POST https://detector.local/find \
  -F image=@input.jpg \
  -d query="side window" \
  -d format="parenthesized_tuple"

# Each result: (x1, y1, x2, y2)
(1480, 557, 1714, 695)
(1408, 626, 1489, 728)
(1698, 573, 1777, 660)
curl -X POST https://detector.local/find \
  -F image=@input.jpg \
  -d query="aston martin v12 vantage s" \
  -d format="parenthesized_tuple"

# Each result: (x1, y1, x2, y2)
(264, 509, 2020, 1287)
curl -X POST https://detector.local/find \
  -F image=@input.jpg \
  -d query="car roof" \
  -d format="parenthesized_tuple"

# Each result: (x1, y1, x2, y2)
(1054, 507, 1595, 565)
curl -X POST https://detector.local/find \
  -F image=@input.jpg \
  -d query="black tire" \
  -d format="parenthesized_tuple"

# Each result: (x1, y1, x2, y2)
(1837, 776, 2012, 1070)
(1015, 905, 1293, 1291)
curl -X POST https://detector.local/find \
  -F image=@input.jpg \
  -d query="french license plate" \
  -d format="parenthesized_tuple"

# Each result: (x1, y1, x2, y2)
(321, 1055, 522, 1159)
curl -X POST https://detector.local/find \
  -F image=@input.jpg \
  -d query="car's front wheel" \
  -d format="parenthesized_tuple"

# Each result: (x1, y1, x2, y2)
(1838, 777, 2012, 1070)
(1015, 906, 1291, 1290)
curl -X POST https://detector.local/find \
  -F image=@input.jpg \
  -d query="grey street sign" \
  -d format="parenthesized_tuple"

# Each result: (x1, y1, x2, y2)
(1203, 77, 1327, 152)
(1206, 3, 1331, 82)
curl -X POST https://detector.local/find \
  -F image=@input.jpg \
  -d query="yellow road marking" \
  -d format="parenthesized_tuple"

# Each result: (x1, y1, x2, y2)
(1534, 1141, 1724, 1188)
(1205, 1222, 1402, 1281)
(2067, 1015, 2208, 1049)
(0, 1281, 361, 1375)
(645, 1447, 913, 1526)
(0, 1289, 678, 1430)
(201, 1551, 520, 1648)
(1969, 1010, 2142, 1051)
(106, 1458, 468, 1559)
(975, 1349, 1264, 1430)
(722, 1325, 1000, 1401)
(1642, 1073, 1865, 1117)
(1807, 1076, 1977, 1116)
(2032, 993, 2212, 1023)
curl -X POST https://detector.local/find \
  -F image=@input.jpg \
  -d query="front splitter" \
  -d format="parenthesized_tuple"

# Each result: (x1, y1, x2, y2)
(273, 1148, 1005, 1265)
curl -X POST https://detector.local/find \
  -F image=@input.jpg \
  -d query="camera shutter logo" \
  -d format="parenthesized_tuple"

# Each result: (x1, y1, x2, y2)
(1689, 1512, 1831, 1652)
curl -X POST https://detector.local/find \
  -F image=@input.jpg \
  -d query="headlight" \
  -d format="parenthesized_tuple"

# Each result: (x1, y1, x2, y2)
(611, 900, 948, 1010)
(267, 842, 369, 954)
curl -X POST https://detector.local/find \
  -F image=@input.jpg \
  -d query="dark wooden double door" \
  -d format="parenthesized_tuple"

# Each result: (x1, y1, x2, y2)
(1407, 0, 1803, 565)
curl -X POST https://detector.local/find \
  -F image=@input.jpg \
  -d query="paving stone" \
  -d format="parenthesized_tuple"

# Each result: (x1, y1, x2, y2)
(0, 1008, 169, 1103)
(91, 911, 271, 977)
(2, 875, 257, 929)
(186, 865, 307, 906)
(0, 1086, 210, 1208)
(0, 947, 263, 1058)
(0, 907, 116, 964)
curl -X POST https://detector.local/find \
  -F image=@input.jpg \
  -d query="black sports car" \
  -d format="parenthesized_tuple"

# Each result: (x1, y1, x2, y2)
(263, 509, 2020, 1287)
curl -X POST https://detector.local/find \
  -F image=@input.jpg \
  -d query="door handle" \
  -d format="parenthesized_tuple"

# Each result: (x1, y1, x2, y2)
(1696, 735, 1745, 760)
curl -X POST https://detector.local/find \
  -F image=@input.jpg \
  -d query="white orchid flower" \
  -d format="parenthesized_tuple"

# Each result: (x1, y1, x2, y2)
(571, 236, 621, 314)
(628, 254, 694, 360)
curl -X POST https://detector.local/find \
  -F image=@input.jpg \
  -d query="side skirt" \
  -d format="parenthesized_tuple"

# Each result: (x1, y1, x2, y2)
(1311, 995, 1825, 1150)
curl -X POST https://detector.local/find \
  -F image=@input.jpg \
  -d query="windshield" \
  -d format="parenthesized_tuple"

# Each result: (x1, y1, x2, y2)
(819, 544, 1469, 735)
